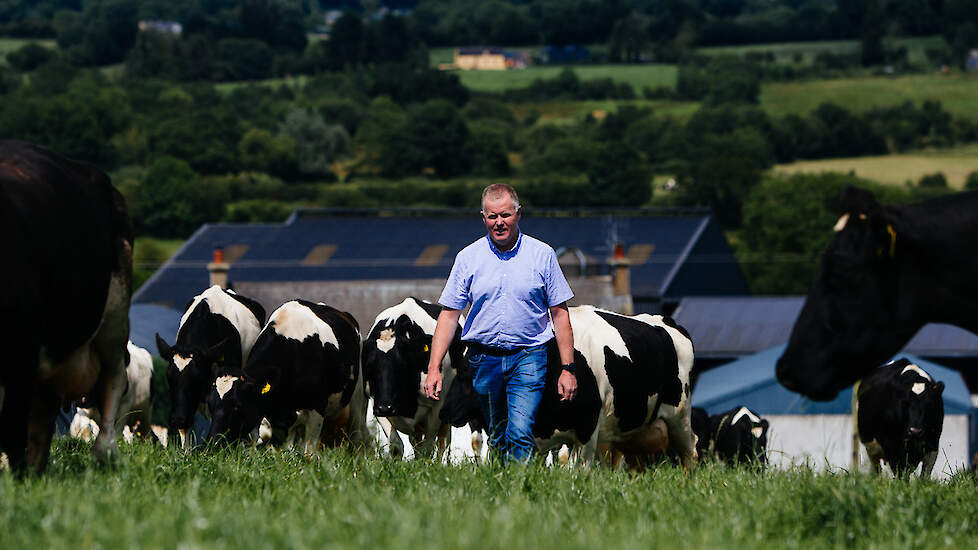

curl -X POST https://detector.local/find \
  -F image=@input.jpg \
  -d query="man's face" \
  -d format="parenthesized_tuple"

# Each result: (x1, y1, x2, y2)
(482, 194, 520, 251)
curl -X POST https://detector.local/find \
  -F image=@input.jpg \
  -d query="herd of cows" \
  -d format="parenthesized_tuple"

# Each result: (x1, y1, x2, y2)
(2, 139, 976, 479)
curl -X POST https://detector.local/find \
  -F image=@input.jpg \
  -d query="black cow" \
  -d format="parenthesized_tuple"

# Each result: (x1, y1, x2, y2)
(777, 185, 978, 401)
(362, 297, 471, 458)
(206, 299, 367, 453)
(856, 358, 944, 477)
(155, 285, 265, 448)
(708, 406, 769, 465)
(0, 140, 133, 473)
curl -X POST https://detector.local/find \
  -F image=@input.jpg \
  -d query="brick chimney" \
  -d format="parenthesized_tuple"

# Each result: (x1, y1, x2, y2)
(609, 244, 633, 314)
(207, 247, 230, 289)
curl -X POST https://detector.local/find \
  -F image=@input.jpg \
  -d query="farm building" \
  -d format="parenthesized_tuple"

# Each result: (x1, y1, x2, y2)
(133, 207, 749, 332)
(692, 345, 977, 479)
(449, 47, 529, 70)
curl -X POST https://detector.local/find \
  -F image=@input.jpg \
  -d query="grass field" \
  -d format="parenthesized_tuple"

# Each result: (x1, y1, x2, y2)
(3, 439, 977, 549)
(448, 64, 678, 94)
(773, 144, 978, 188)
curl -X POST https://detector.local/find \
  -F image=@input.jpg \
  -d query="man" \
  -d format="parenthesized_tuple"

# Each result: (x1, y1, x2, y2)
(424, 183, 577, 463)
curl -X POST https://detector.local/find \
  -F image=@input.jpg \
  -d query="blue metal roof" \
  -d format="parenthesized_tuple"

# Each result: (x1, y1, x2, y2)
(692, 344, 975, 416)
(134, 208, 749, 310)
(674, 296, 978, 358)
(129, 303, 182, 354)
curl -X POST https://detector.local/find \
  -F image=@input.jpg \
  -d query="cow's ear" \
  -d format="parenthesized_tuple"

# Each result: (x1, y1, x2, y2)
(840, 185, 879, 214)
(156, 333, 173, 361)
(935, 381, 945, 395)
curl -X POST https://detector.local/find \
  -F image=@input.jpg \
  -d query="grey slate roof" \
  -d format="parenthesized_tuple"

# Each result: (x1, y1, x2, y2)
(134, 208, 749, 310)
(673, 296, 978, 359)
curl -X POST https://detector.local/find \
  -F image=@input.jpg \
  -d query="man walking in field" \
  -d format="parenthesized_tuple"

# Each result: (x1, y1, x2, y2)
(424, 183, 577, 463)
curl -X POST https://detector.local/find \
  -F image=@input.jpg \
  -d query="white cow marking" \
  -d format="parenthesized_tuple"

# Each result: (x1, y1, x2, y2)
(377, 328, 396, 353)
(911, 383, 926, 395)
(215, 375, 239, 399)
(833, 213, 850, 232)
(731, 407, 761, 426)
(368, 297, 442, 338)
(900, 363, 932, 381)
(270, 301, 339, 348)
(173, 354, 192, 372)
(179, 285, 263, 366)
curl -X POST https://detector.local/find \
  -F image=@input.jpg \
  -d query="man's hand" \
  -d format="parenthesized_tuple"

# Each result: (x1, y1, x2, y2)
(557, 370, 577, 401)
(424, 367, 443, 400)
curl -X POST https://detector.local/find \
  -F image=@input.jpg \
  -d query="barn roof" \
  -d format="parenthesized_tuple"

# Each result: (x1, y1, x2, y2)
(133, 207, 749, 310)
(674, 296, 978, 358)
(691, 344, 975, 416)
(129, 303, 182, 354)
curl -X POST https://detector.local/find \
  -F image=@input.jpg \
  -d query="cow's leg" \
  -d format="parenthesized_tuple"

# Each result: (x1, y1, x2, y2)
(90, 267, 131, 463)
(343, 375, 369, 450)
(663, 409, 698, 474)
(303, 410, 325, 456)
(920, 450, 938, 479)
(0, 379, 31, 472)
(376, 416, 404, 458)
(863, 439, 884, 474)
(26, 385, 60, 473)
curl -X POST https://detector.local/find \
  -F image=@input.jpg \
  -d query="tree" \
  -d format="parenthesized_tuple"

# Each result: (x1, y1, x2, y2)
(238, 128, 298, 179)
(138, 156, 223, 237)
(608, 12, 651, 63)
(382, 99, 471, 178)
(279, 107, 349, 180)
(587, 141, 652, 206)
(5, 42, 55, 71)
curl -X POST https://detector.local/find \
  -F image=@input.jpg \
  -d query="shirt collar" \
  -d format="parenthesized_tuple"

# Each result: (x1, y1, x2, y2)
(487, 231, 522, 258)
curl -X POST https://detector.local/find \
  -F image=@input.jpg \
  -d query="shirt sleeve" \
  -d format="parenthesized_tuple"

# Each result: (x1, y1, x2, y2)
(544, 247, 574, 306)
(438, 251, 471, 310)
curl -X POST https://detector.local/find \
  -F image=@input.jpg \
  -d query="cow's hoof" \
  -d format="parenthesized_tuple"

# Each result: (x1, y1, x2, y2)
(93, 440, 120, 465)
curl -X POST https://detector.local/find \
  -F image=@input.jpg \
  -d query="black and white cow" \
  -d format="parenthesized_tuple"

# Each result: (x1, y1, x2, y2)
(155, 285, 266, 448)
(531, 306, 698, 471)
(777, 185, 978, 401)
(205, 299, 367, 454)
(0, 140, 133, 473)
(362, 297, 473, 458)
(70, 341, 156, 444)
(708, 406, 769, 465)
(856, 358, 944, 477)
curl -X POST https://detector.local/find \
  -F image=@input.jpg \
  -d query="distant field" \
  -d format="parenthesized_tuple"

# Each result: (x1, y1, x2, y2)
(773, 144, 978, 188)
(697, 35, 945, 66)
(508, 98, 699, 124)
(447, 64, 677, 94)
(762, 73, 978, 119)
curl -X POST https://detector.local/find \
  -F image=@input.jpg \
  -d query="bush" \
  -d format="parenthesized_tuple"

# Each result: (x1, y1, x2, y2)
(965, 171, 978, 191)
(918, 172, 948, 188)
(6, 42, 55, 71)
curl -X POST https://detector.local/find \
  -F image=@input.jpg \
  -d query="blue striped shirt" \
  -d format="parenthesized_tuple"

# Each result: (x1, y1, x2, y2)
(439, 233, 574, 349)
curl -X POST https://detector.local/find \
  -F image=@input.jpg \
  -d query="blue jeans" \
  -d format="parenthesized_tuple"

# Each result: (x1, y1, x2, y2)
(469, 343, 548, 464)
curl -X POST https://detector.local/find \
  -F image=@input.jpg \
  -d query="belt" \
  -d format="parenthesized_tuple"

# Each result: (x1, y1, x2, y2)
(465, 341, 527, 356)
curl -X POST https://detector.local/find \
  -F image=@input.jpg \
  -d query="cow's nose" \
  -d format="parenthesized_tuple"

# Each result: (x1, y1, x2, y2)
(374, 403, 395, 417)
(907, 426, 923, 437)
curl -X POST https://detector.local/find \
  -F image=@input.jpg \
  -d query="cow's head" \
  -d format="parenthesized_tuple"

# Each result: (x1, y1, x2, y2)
(715, 407, 769, 464)
(890, 359, 945, 440)
(156, 333, 230, 430)
(205, 375, 262, 444)
(362, 314, 431, 418)
(777, 186, 921, 401)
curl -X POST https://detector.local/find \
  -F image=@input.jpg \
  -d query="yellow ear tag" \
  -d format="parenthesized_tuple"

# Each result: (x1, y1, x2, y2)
(261, 383, 271, 394)
(423, 345, 430, 352)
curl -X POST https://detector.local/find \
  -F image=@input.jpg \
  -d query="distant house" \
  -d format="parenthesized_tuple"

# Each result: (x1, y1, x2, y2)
(450, 48, 528, 70)
(137, 20, 182, 35)
(967, 49, 978, 72)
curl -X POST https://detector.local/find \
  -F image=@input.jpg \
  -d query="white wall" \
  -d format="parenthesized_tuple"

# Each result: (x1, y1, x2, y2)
(765, 414, 971, 480)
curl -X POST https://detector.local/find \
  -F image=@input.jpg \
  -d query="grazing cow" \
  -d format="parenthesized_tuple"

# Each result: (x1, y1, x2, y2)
(531, 306, 697, 471)
(689, 407, 713, 458)
(70, 341, 156, 443)
(777, 185, 978, 401)
(206, 300, 367, 454)
(708, 406, 769, 465)
(856, 358, 944, 477)
(362, 297, 472, 458)
(155, 285, 265, 448)
(0, 140, 133, 473)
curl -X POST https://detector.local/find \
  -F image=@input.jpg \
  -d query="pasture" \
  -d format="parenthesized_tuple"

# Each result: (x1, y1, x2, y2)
(773, 144, 978, 188)
(3, 439, 977, 549)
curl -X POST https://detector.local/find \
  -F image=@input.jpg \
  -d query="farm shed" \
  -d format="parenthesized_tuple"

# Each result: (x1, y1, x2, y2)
(673, 295, 978, 390)
(134, 208, 749, 330)
(691, 345, 977, 479)
(128, 303, 181, 353)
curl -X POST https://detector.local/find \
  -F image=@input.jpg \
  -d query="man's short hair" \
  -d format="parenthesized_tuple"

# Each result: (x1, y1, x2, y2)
(481, 183, 520, 212)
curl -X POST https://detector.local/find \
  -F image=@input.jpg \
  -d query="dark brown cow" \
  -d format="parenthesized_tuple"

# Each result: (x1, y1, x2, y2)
(0, 140, 133, 473)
